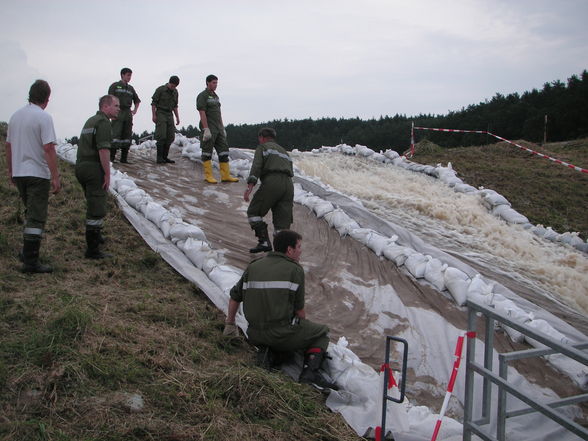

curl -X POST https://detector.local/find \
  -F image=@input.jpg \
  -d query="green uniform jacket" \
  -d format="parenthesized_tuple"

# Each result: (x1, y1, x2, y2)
(108, 80, 140, 109)
(196, 88, 223, 133)
(230, 252, 304, 329)
(76, 111, 112, 164)
(247, 141, 294, 185)
(151, 85, 178, 112)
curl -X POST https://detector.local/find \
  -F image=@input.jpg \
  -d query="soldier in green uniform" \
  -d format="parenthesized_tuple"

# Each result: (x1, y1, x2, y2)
(224, 230, 337, 390)
(244, 128, 294, 253)
(196, 74, 238, 183)
(108, 67, 141, 163)
(151, 76, 180, 164)
(75, 95, 120, 259)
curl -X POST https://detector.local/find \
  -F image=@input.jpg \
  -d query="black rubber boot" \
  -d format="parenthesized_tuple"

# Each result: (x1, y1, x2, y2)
(85, 229, 112, 259)
(110, 148, 117, 162)
(21, 238, 53, 273)
(299, 349, 338, 390)
(120, 148, 131, 164)
(156, 145, 165, 164)
(163, 145, 175, 163)
(255, 346, 292, 371)
(249, 224, 273, 253)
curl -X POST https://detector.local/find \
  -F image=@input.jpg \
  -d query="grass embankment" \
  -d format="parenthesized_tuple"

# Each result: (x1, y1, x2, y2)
(411, 138, 588, 240)
(0, 137, 362, 441)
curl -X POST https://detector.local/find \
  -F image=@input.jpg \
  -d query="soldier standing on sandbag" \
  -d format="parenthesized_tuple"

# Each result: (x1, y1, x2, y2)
(6, 79, 61, 273)
(244, 127, 294, 253)
(224, 230, 338, 390)
(196, 74, 239, 183)
(75, 95, 120, 259)
(151, 76, 180, 164)
(108, 67, 141, 163)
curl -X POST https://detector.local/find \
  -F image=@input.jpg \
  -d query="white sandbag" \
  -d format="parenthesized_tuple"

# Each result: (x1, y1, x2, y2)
(340, 145, 355, 155)
(208, 265, 242, 293)
(382, 243, 417, 266)
(453, 183, 478, 194)
(543, 227, 559, 241)
(349, 228, 391, 256)
(159, 211, 179, 239)
(180, 238, 220, 270)
(366, 233, 397, 257)
(125, 188, 150, 211)
(116, 183, 138, 197)
(444, 267, 470, 306)
(423, 257, 447, 291)
(313, 200, 335, 218)
(467, 274, 494, 301)
(494, 297, 532, 324)
(323, 209, 361, 236)
(501, 325, 526, 343)
(144, 202, 168, 227)
(443, 176, 464, 188)
(354, 145, 374, 157)
(371, 152, 386, 163)
(532, 225, 547, 237)
(169, 222, 207, 243)
(492, 205, 529, 224)
(114, 178, 136, 193)
(559, 231, 584, 247)
(384, 149, 400, 160)
(404, 253, 428, 279)
(480, 189, 510, 208)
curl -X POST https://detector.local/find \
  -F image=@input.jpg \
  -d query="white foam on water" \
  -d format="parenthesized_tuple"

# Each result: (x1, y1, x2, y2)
(294, 153, 588, 314)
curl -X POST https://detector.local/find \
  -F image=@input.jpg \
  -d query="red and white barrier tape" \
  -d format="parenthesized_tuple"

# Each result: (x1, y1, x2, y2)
(412, 126, 588, 174)
(430, 331, 476, 441)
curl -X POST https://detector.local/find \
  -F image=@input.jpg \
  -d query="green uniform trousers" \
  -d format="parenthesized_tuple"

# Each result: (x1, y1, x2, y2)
(200, 131, 230, 162)
(111, 108, 133, 151)
(155, 110, 175, 153)
(247, 319, 330, 352)
(75, 162, 107, 229)
(247, 172, 294, 231)
(14, 176, 50, 238)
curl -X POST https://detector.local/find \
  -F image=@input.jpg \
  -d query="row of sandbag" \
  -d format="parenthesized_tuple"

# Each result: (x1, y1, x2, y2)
(56, 141, 244, 294)
(311, 144, 588, 254)
(293, 183, 588, 389)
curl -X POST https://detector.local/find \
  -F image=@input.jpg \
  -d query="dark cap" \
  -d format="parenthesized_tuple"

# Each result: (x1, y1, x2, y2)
(169, 75, 180, 85)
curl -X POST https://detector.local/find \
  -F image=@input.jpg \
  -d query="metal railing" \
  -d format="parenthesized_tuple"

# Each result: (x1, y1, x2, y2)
(378, 336, 408, 440)
(463, 300, 588, 441)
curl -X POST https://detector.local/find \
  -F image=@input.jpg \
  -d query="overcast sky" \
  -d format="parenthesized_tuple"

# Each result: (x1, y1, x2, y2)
(1, 0, 587, 142)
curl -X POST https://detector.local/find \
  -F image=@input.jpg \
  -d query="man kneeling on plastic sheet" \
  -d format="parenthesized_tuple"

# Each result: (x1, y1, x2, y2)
(223, 230, 338, 390)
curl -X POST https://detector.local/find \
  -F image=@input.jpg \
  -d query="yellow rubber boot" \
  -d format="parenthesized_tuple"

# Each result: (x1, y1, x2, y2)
(220, 162, 239, 182)
(202, 160, 218, 184)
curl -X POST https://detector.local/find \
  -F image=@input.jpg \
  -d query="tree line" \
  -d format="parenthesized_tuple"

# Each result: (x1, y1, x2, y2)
(220, 70, 588, 152)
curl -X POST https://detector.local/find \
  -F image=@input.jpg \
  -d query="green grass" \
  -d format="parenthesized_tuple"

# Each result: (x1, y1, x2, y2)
(411, 138, 588, 240)
(0, 138, 363, 441)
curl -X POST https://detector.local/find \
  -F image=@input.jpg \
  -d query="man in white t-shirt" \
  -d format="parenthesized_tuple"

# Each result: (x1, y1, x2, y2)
(5, 79, 61, 273)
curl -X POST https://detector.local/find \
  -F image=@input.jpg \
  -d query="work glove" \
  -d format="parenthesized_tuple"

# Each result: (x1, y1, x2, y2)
(223, 323, 239, 337)
(203, 128, 212, 141)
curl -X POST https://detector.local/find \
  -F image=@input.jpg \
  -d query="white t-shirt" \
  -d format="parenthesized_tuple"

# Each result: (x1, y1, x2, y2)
(7, 103, 57, 179)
